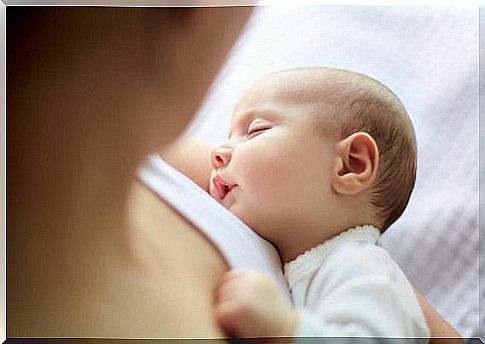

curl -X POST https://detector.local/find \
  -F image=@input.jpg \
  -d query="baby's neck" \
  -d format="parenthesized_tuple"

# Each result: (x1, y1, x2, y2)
(277, 221, 378, 263)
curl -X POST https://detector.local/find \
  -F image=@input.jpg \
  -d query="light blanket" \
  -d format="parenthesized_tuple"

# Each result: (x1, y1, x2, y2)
(187, 6, 480, 338)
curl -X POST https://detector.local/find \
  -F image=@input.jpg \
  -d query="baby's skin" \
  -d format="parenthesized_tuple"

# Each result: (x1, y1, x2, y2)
(207, 67, 386, 338)
(207, 69, 334, 337)
(162, 68, 462, 341)
(214, 270, 296, 338)
(205, 68, 462, 340)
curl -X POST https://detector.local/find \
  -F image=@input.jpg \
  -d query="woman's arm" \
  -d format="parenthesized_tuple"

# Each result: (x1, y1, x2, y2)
(414, 288, 464, 344)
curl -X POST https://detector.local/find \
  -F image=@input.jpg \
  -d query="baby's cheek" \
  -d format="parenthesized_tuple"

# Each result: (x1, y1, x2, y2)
(247, 165, 297, 211)
(237, 146, 296, 207)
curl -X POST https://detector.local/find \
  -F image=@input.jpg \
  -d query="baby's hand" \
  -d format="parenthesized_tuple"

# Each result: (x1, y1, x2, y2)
(214, 269, 297, 338)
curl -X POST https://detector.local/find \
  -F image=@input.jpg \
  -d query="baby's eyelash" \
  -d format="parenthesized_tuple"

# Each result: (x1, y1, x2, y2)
(247, 125, 271, 138)
(248, 127, 265, 135)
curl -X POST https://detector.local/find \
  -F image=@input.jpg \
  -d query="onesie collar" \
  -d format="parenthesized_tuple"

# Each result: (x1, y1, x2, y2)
(283, 225, 380, 287)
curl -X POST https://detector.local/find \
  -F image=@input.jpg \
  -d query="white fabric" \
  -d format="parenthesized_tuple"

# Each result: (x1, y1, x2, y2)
(187, 6, 479, 337)
(137, 153, 291, 301)
(284, 226, 429, 341)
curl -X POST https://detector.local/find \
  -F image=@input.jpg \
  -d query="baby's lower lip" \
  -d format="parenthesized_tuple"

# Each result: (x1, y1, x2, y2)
(221, 186, 237, 207)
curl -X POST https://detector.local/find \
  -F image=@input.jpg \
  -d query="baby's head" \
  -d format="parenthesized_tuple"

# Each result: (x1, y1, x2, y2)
(209, 67, 416, 260)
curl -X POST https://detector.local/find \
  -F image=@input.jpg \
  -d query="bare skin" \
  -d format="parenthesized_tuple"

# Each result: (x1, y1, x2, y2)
(163, 133, 462, 342)
(206, 69, 462, 340)
(8, 7, 251, 337)
(7, 7, 461, 341)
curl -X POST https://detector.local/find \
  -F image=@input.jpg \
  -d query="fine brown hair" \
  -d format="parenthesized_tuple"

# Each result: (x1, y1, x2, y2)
(314, 68, 417, 230)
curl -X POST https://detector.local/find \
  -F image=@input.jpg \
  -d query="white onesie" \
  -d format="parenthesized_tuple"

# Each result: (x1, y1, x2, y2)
(138, 155, 428, 340)
(285, 225, 430, 342)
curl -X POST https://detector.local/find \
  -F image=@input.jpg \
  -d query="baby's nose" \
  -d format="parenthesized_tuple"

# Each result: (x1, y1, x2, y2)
(211, 145, 232, 168)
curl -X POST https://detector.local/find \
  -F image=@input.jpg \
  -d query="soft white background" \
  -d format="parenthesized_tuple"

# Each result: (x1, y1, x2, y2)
(187, 6, 480, 338)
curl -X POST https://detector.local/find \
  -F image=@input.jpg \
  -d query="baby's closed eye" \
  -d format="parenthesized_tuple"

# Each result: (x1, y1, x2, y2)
(247, 119, 272, 138)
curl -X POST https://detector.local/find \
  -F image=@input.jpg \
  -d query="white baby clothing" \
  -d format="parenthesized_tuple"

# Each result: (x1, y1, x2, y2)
(285, 225, 430, 342)
(138, 155, 429, 341)
(137, 153, 291, 301)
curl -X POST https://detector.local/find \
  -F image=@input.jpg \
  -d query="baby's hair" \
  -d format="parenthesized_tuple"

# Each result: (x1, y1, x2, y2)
(274, 67, 417, 231)
(335, 72, 417, 231)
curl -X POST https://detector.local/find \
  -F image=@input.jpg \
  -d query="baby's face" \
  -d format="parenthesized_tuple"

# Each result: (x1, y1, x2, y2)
(208, 74, 339, 241)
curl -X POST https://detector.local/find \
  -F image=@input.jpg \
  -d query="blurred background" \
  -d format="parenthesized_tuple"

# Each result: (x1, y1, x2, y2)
(187, 6, 480, 338)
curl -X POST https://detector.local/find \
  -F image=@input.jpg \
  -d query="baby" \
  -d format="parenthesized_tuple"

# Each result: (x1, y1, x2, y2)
(206, 67, 430, 340)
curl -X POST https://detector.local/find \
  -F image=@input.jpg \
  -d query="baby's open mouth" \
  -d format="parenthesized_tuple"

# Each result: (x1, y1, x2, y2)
(213, 176, 237, 200)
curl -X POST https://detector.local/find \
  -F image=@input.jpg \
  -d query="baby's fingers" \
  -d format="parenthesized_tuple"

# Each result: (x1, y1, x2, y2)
(214, 270, 239, 295)
(213, 280, 236, 305)
(214, 278, 242, 304)
(214, 297, 248, 337)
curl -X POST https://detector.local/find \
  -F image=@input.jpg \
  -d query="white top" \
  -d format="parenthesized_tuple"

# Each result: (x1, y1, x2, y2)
(285, 225, 430, 341)
(137, 153, 291, 301)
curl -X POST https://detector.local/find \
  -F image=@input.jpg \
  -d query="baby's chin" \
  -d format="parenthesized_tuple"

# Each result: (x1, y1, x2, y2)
(206, 187, 268, 237)
(208, 187, 238, 213)
(228, 204, 260, 231)
(237, 210, 281, 243)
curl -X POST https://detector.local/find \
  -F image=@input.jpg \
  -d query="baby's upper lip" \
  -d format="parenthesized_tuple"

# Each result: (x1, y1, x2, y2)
(213, 175, 237, 200)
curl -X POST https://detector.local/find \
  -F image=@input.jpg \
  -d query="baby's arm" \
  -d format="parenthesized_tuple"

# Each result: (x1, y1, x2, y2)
(162, 138, 462, 343)
(290, 245, 430, 341)
(214, 269, 429, 341)
(159, 135, 213, 191)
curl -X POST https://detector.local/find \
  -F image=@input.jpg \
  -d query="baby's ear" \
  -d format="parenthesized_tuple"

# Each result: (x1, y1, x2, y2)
(331, 132, 379, 195)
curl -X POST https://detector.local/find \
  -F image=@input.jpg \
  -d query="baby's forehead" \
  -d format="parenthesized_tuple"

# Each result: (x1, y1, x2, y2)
(256, 70, 354, 106)
(237, 73, 329, 110)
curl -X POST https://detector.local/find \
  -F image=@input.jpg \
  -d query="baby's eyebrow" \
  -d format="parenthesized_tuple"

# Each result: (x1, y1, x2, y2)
(229, 112, 256, 138)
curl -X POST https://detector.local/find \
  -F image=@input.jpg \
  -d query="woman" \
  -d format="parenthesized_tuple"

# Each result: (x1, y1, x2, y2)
(7, 6, 460, 340)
